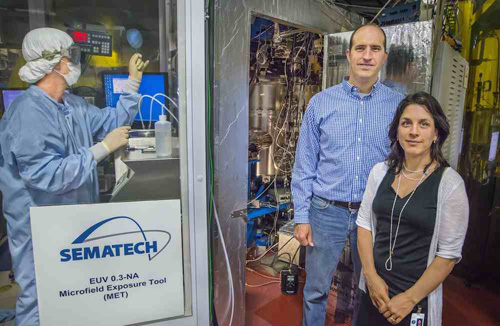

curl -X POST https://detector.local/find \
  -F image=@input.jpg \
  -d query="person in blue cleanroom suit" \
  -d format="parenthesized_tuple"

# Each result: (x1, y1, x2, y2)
(0, 27, 149, 326)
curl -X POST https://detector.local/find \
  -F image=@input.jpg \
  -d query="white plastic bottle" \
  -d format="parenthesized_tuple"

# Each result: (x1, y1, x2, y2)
(155, 115, 172, 157)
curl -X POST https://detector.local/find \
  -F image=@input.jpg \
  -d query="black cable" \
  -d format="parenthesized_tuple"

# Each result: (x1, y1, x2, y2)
(212, 307, 219, 326)
(247, 235, 295, 264)
(260, 262, 281, 274)
(291, 245, 301, 266)
(262, 252, 292, 273)
(206, 0, 217, 324)
(277, 253, 292, 266)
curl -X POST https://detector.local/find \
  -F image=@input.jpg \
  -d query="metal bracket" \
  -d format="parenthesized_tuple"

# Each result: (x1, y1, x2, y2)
(231, 209, 247, 220)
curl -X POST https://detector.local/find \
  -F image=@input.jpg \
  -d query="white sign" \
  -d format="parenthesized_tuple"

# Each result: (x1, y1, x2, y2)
(30, 200, 184, 326)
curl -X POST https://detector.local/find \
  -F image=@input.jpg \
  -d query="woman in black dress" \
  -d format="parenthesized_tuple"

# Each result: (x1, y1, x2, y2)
(356, 92, 469, 326)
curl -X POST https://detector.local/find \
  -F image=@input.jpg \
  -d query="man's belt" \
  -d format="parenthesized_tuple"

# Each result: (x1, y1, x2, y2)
(332, 201, 361, 211)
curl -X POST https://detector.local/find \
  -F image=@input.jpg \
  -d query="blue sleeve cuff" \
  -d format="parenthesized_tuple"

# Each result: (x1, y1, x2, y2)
(293, 213, 310, 225)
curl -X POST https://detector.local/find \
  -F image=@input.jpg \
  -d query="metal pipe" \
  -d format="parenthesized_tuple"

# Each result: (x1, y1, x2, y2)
(333, 3, 383, 10)
(159, 0, 169, 72)
(370, 0, 399, 24)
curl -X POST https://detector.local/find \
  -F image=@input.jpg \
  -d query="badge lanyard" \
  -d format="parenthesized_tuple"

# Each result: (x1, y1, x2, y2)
(385, 170, 427, 271)
(411, 305, 425, 326)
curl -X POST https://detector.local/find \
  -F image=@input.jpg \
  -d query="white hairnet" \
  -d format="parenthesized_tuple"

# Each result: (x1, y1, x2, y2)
(18, 28, 74, 84)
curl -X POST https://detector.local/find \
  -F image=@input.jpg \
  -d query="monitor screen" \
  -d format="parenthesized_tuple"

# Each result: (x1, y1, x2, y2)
(1, 89, 25, 112)
(1, 89, 71, 114)
(103, 73, 168, 122)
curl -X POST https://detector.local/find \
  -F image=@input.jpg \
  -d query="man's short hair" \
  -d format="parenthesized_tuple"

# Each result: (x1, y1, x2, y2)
(348, 23, 387, 52)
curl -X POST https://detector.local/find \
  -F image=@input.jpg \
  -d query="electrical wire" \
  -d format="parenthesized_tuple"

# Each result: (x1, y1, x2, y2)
(246, 242, 279, 263)
(206, 0, 216, 322)
(247, 175, 277, 205)
(246, 236, 295, 263)
(252, 24, 274, 41)
(245, 281, 281, 288)
(291, 244, 301, 265)
(273, 100, 294, 157)
(271, 105, 299, 174)
(269, 33, 316, 176)
(268, 194, 281, 249)
(246, 22, 319, 297)
(277, 253, 292, 266)
(246, 267, 280, 280)
(212, 198, 234, 326)
(268, 145, 294, 244)
(273, 60, 296, 167)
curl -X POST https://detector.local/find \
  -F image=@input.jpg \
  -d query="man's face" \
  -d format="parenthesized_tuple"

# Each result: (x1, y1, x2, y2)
(346, 26, 388, 82)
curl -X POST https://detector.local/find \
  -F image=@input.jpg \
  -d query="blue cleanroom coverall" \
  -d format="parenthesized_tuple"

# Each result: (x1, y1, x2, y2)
(0, 85, 139, 326)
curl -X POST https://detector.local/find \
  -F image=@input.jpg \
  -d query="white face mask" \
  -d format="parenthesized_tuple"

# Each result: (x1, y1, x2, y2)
(54, 61, 81, 86)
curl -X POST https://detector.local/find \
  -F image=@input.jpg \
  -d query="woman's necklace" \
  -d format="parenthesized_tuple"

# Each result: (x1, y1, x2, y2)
(403, 162, 424, 173)
(385, 170, 427, 271)
(401, 170, 423, 181)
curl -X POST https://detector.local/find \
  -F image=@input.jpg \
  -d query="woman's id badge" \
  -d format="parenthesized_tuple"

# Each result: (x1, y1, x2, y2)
(411, 305, 425, 326)
(410, 313, 425, 325)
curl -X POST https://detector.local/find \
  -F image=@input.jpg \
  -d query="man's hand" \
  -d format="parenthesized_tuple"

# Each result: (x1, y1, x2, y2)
(384, 292, 416, 324)
(128, 53, 150, 81)
(102, 126, 131, 153)
(293, 224, 314, 247)
(365, 272, 390, 314)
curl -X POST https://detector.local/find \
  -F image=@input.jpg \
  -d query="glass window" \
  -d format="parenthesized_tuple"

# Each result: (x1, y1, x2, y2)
(0, 1, 193, 325)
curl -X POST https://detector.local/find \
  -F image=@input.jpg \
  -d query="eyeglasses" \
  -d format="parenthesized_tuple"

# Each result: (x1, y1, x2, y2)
(31, 44, 81, 64)
(62, 45, 81, 64)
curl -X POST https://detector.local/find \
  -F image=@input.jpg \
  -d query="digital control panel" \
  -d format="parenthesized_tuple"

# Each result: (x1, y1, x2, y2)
(68, 29, 112, 56)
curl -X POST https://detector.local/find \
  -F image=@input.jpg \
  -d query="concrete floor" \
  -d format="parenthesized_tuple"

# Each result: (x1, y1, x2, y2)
(1, 263, 498, 325)
(246, 262, 500, 326)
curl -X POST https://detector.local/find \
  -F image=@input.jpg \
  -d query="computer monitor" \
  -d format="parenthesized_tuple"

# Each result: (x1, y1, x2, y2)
(103, 72, 168, 123)
(0, 89, 71, 115)
(1, 89, 25, 113)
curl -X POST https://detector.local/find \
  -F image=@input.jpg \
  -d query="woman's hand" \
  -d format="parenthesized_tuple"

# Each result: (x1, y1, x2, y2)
(383, 292, 416, 324)
(365, 272, 390, 313)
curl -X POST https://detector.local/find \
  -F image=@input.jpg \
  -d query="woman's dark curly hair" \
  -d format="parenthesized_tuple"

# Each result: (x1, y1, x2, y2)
(387, 92, 450, 174)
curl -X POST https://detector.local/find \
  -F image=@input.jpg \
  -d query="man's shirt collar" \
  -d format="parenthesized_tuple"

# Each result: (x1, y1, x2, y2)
(342, 76, 381, 97)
